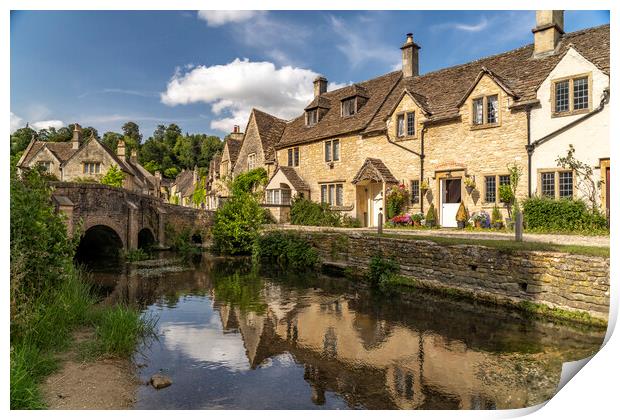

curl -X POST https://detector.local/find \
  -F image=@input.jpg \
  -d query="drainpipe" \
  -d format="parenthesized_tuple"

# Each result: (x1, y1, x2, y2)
(525, 106, 532, 198)
(387, 129, 425, 213)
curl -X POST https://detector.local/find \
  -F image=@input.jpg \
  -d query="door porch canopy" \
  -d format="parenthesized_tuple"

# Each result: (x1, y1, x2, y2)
(351, 157, 399, 186)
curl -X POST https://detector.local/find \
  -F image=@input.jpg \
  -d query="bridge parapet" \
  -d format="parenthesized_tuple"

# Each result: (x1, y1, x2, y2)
(50, 182, 212, 250)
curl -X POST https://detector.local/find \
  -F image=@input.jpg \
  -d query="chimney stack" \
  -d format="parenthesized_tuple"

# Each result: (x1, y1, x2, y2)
(401, 33, 421, 78)
(229, 125, 244, 141)
(532, 10, 564, 56)
(313, 76, 328, 98)
(130, 148, 137, 162)
(193, 165, 199, 184)
(117, 139, 126, 160)
(71, 123, 82, 150)
(155, 170, 162, 180)
(233, 125, 240, 133)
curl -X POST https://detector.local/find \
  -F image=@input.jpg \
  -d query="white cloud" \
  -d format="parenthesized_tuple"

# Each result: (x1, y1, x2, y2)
(161, 58, 345, 132)
(329, 15, 399, 68)
(30, 120, 65, 131)
(10, 112, 23, 133)
(197, 10, 263, 27)
(432, 17, 489, 33)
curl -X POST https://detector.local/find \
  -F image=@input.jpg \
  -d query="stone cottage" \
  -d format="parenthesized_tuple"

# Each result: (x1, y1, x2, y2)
(17, 124, 161, 197)
(240, 10, 608, 226)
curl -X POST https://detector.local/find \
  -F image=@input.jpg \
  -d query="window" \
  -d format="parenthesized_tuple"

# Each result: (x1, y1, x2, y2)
(321, 183, 343, 206)
(411, 180, 420, 204)
(306, 108, 318, 126)
(397, 114, 405, 137)
(342, 98, 356, 117)
(559, 171, 573, 198)
(486, 95, 498, 124)
(407, 112, 415, 136)
(266, 188, 292, 205)
(553, 75, 590, 115)
(541, 172, 555, 197)
(472, 98, 484, 125)
(37, 161, 51, 172)
(555, 80, 570, 113)
(573, 77, 589, 110)
(247, 153, 256, 171)
(472, 95, 499, 126)
(83, 162, 101, 174)
(324, 140, 340, 162)
(485, 176, 496, 203)
(287, 147, 299, 167)
(499, 175, 511, 187)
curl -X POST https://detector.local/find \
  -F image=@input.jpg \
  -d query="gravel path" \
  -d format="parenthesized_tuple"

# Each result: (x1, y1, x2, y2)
(270, 225, 609, 248)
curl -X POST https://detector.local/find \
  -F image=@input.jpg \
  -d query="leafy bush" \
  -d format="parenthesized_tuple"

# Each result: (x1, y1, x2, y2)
(290, 196, 341, 227)
(491, 205, 503, 228)
(231, 167, 268, 196)
(523, 197, 608, 232)
(212, 192, 265, 255)
(366, 256, 399, 288)
(100, 164, 125, 188)
(390, 213, 412, 226)
(342, 215, 362, 228)
(425, 203, 436, 227)
(456, 202, 468, 223)
(252, 231, 319, 270)
(386, 184, 410, 219)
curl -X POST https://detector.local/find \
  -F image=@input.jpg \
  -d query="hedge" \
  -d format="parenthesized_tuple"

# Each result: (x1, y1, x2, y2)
(522, 197, 608, 232)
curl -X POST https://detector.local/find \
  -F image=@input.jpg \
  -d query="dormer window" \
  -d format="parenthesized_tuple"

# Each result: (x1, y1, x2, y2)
(342, 97, 356, 117)
(472, 94, 499, 127)
(306, 108, 318, 126)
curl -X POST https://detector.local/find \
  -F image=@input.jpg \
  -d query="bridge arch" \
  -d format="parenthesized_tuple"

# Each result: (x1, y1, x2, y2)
(75, 224, 124, 264)
(138, 227, 156, 249)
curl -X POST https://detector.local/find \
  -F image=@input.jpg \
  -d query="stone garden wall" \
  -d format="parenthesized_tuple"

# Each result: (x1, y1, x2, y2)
(299, 231, 610, 321)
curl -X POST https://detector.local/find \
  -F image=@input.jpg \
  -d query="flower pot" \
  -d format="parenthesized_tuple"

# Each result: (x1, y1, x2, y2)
(465, 186, 474, 194)
(493, 222, 503, 230)
(457, 221, 466, 229)
(474, 221, 482, 228)
(414, 220, 421, 226)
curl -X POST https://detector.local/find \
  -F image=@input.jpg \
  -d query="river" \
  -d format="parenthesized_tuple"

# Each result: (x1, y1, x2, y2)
(89, 253, 605, 410)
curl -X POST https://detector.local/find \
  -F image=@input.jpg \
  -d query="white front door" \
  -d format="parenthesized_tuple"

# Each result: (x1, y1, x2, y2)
(440, 178, 462, 228)
(372, 185, 383, 227)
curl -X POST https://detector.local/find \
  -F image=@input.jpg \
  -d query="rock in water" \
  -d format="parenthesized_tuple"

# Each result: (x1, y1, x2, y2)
(150, 374, 172, 389)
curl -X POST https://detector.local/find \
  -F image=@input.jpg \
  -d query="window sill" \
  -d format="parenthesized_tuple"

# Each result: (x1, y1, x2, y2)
(551, 108, 590, 118)
(395, 135, 418, 141)
(470, 122, 500, 131)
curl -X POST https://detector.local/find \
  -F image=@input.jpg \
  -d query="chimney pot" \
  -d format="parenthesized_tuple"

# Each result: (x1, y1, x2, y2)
(233, 125, 239, 133)
(401, 33, 421, 78)
(313, 76, 328, 98)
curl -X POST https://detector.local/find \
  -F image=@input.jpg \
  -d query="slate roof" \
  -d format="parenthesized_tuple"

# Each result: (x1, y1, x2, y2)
(352, 158, 399, 185)
(278, 166, 310, 191)
(172, 169, 195, 197)
(364, 24, 610, 133)
(252, 109, 287, 161)
(278, 71, 402, 148)
(274, 24, 608, 147)
(224, 137, 242, 166)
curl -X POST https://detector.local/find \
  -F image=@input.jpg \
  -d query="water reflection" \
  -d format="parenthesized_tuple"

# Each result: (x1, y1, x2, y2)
(91, 254, 605, 410)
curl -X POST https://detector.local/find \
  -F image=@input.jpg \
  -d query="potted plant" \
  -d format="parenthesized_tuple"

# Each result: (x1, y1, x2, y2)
(456, 201, 468, 229)
(411, 212, 424, 226)
(464, 177, 476, 193)
(425, 203, 436, 227)
(491, 205, 504, 229)
(420, 180, 429, 194)
(469, 211, 491, 228)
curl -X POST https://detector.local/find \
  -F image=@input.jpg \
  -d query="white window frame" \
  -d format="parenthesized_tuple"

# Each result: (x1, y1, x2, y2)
(247, 153, 256, 171)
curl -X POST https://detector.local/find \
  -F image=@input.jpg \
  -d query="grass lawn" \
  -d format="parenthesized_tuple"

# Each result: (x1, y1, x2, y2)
(369, 233, 609, 258)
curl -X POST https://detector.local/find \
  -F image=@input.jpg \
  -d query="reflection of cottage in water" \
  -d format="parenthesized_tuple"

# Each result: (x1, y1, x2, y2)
(208, 283, 565, 409)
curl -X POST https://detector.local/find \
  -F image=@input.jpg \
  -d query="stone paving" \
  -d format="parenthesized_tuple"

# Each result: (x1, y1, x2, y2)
(269, 224, 610, 248)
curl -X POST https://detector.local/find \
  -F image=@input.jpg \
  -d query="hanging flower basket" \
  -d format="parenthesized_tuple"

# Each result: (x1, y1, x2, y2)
(464, 177, 476, 193)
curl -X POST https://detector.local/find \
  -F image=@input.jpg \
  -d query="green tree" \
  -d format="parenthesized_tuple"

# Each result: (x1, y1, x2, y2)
(100, 165, 125, 188)
(10, 126, 37, 156)
(192, 176, 207, 208)
(212, 192, 265, 255)
(102, 131, 123, 152)
(197, 135, 224, 167)
(121, 121, 142, 144)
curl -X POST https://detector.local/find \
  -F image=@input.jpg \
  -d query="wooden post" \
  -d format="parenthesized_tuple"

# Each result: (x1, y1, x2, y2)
(515, 211, 523, 242)
(378, 211, 383, 235)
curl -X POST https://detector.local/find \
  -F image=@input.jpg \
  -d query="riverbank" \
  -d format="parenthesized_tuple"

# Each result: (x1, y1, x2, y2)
(269, 230, 610, 324)
(40, 327, 139, 409)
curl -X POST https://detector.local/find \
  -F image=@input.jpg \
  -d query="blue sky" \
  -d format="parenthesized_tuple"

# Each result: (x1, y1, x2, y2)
(10, 10, 609, 138)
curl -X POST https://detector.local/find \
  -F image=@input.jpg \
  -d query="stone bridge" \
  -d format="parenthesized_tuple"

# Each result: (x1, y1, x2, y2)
(51, 183, 213, 257)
